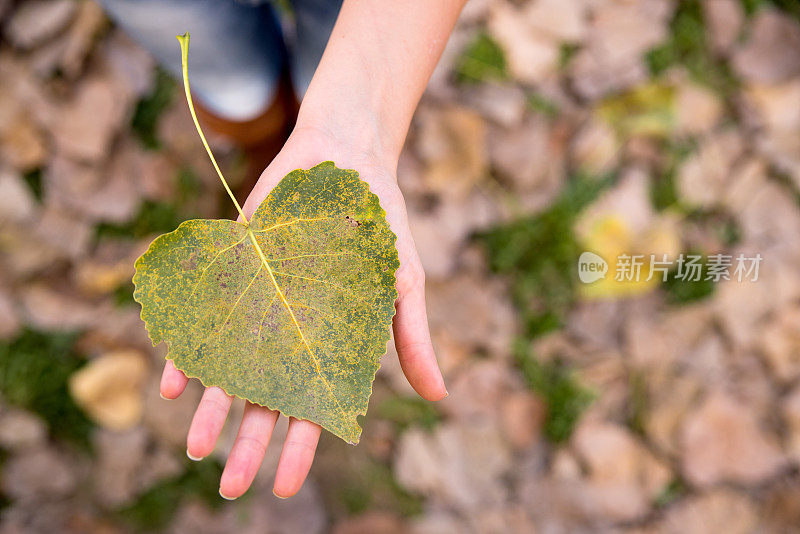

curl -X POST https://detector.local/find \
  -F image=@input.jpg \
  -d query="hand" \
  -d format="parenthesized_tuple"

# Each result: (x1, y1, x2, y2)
(159, 125, 447, 499)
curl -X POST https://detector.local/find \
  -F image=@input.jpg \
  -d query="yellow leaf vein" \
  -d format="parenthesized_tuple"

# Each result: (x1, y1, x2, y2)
(272, 270, 345, 289)
(188, 233, 249, 301)
(245, 229, 347, 418)
(250, 216, 338, 234)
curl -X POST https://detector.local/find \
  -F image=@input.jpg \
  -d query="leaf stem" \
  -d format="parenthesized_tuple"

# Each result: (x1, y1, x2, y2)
(176, 33, 248, 223)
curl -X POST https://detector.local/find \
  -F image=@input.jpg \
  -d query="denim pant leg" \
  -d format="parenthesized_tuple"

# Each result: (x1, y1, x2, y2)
(99, 0, 287, 120)
(288, 0, 344, 97)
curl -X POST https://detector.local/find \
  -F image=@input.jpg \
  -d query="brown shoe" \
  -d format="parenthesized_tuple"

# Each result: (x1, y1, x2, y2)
(195, 72, 298, 198)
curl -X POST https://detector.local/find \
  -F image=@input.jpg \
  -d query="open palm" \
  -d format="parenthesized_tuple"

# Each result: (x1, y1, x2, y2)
(158, 126, 447, 499)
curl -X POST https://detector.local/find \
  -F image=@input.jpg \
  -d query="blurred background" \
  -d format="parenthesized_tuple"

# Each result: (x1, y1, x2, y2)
(1, 0, 800, 532)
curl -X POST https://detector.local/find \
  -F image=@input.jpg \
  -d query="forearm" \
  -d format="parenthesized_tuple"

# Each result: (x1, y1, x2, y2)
(296, 0, 467, 166)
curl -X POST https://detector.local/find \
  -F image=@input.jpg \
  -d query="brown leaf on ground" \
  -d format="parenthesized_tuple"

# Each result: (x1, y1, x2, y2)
(759, 305, 800, 384)
(570, 0, 672, 99)
(3, 0, 77, 51)
(571, 419, 672, 522)
(50, 75, 129, 163)
(69, 350, 149, 431)
(500, 390, 545, 451)
(782, 385, 800, 463)
(680, 391, 785, 486)
(658, 490, 757, 534)
(487, 0, 560, 85)
(1, 447, 79, 501)
(461, 83, 527, 128)
(488, 117, 563, 198)
(675, 82, 723, 136)
(43, 150, 140, 223)
(0, 168, 37, 225)
(732, 9, 800, 83)
(332, 512, 406, 534)
(19, 283, 99, 330)
(703, 0, 744, 55)
(677, 129, 745, 209)
(415, 105, 487, 197)
(0, 97, 48, 171)
(395, 421, 512, 512)
(0, 408, 47, 451)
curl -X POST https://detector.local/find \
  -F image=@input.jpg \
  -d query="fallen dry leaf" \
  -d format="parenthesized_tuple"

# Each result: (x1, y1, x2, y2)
(69, 350, 149, 431)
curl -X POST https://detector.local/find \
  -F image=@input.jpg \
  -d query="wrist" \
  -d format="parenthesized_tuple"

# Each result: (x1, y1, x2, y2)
(292, 101, 399, 175)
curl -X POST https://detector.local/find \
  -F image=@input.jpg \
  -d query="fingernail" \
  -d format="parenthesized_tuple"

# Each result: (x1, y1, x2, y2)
(159, 392, 168, 400)
(272, 489, 287, 499)
(186, 449, 203, 461)
(219, 488, 236, 501)
(444, 390, 450, 398)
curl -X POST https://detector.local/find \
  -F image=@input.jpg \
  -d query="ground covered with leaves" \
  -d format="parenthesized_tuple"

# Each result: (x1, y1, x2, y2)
(2, 0, 800, 532)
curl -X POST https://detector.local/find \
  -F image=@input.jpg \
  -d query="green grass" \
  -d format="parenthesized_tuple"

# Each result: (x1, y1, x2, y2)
(95, 200, 184, 241)
(22, 168, 43, 202)
(0, 329, 92, 449)
(741, 0, 800, 18)
(661, 254, 716, 304)
(95, 167, 204, 241)
(478, 175, 614, 442)
(112, 281, 137, 308)
(654, 478, 688, 507)
(650, 140, 695, 211)
(558, 43, 580, 69)
(375, 396, 442, 431)
(116, 459, 225, 531)
(513, 341, 594, 443)
(526, 92, 560, 118)
(646, 0, 739, 95)
(478, 174, 613, 338)
(131, 68, 175, 150)
(337, 461, 422, 517)
(454, 32, 508, 84)
(627, 371, 649, 436)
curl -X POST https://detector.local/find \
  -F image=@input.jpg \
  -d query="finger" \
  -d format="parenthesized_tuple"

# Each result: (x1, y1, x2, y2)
(219, 403, 279, 500)
(160, 360, 189, 399)
(273, 418, 321, 498)
(186, 386, 233, 460)
(393, 284, 448, 401)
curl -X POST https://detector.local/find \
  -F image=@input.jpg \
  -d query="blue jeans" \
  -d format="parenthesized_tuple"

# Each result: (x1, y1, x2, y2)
(100, 0, 342, 120)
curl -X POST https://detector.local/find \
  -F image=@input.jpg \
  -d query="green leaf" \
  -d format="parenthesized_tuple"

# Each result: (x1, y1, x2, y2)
(133, 162, 399, 444)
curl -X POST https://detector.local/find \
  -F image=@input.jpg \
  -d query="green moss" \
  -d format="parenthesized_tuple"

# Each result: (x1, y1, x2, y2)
(454, 32, 508, 84)
(646, 0, 739, 95)
(116, 458, 225, 531)
(131, 68, 175, 150)
(95, 200, 184, 241)
(650, 140, 694, 211)
(375, 396, 441, 431)
(627, 371, 649, 436)
(661, 253, 716, 304)
(741, 0, 800, 18)
(96, 167, 205, 241)
(112, 281, 137, 308)
(0, 329, 92, 449)
(654, 478, 688, 507)
(22, 168, 43, 202)
(526, 92, 560, 118)
(558, 43, 580, 69)
(513, 341, 594, 443)
(478, 174, 613, 338)
(176, 167, 203, 203)
(338, 461, 422, 517)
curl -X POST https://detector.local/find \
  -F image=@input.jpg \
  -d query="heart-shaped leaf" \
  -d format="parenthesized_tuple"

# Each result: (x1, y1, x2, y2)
(133, 161, 399, 443)
(131, 34, 399, 444)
